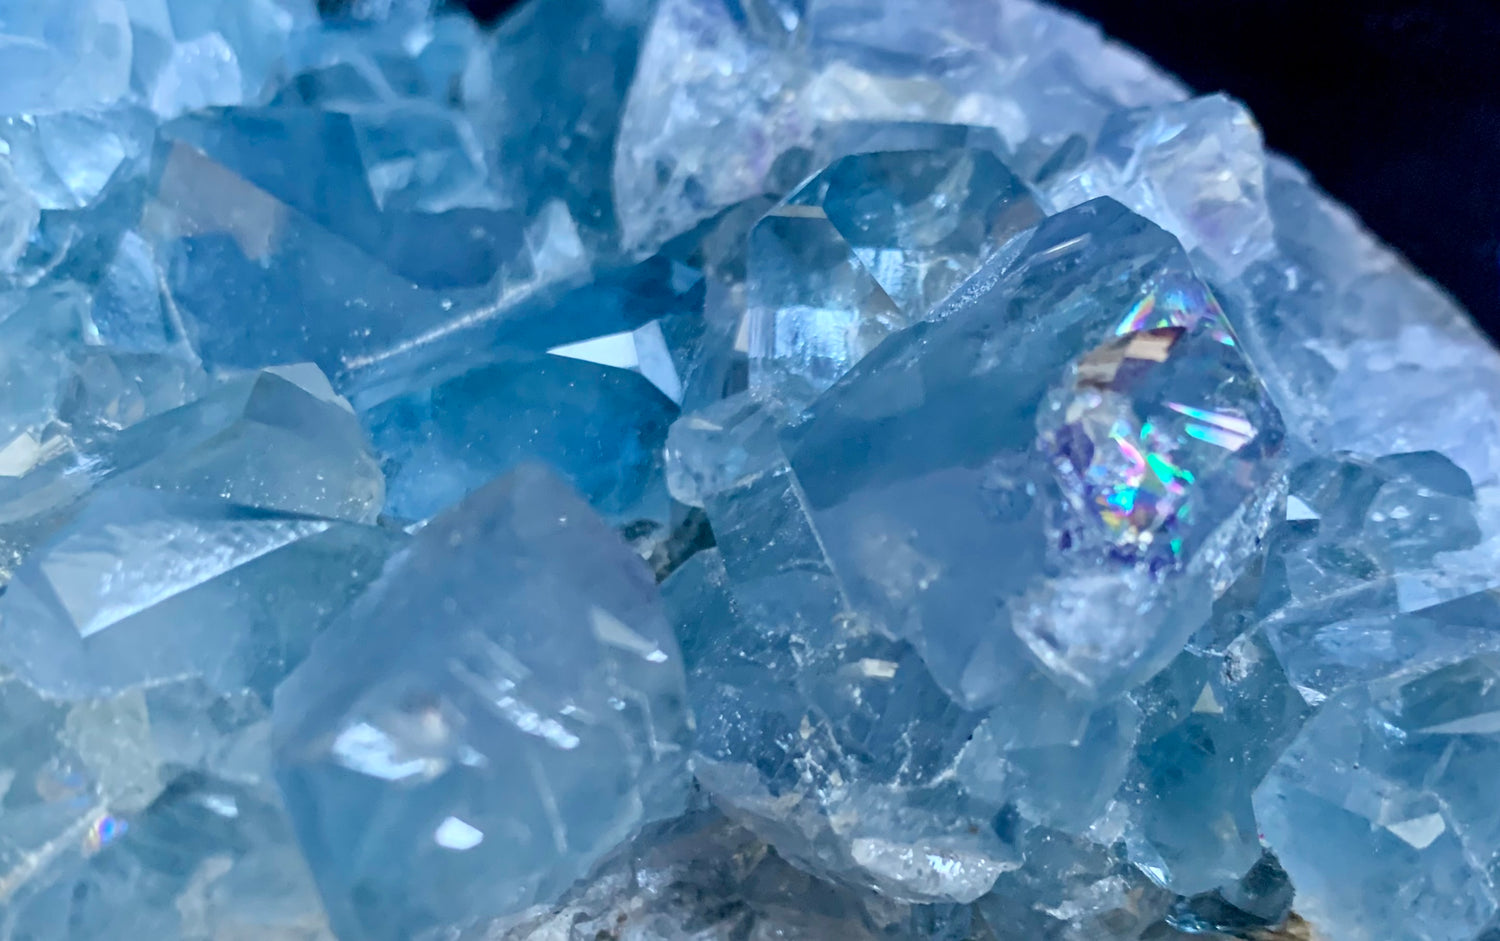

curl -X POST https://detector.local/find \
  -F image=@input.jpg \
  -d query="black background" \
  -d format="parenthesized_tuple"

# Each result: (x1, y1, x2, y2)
(453, 0, 1500, 341)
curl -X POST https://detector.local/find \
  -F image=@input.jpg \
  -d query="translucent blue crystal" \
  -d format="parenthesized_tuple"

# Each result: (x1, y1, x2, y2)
(782, 196, 1285, 703)
(1259, 451, 1500, 703)
(5, 772, 333, 941)
(364, 350, 677, 527)
(0, 488, 398, 699)
(976, 828, 1175, 940)
(0, 669, 142, 912)
(1042, 94, 1274, 278)
(0, 1, 133, 116)
(272, 466, 693, 940)
(1255, 656, 1500, 941)
(745, 147, 1042, 403)
(1122, 631, 1309, 894)
(126, 0, 320, 118)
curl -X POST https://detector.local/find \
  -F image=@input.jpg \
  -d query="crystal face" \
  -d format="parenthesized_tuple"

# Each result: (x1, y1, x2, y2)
(271, 466, 693, 940)
(0, 0, 1493, 939)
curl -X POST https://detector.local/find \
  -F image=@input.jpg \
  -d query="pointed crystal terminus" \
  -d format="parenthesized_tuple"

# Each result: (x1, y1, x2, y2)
(272, 465, 693, 941)
(0, 487, 400, 701)
(745, 147, 1043, 405)
(781, 196, 1286, 706)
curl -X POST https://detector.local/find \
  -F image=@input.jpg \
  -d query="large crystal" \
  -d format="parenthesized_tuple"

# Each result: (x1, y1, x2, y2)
(1122, 631, 1309, 894)
(781, 196, 1284, 703)
(0, 364, 384, 587)
(272, 466, 693, 940)
(1255, 657, 1500, 941)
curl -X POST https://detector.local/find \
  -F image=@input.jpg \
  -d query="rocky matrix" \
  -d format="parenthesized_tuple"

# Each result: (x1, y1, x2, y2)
(0, 1, 1494, 940)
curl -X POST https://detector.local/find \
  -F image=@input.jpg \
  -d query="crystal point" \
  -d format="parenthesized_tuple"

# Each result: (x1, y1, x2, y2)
(272, 466, 693, 939)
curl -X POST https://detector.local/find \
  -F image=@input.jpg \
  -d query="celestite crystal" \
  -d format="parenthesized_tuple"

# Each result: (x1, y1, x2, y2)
(272, 466, 693, 939)
(0, 0, 1493, 939)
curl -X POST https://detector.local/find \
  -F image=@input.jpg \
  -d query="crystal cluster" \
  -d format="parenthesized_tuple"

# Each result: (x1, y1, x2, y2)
(0, 0, 1494, 939)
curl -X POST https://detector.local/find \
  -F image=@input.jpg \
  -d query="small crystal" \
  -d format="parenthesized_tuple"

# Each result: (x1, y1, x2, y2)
(744, 147, 1042, 403)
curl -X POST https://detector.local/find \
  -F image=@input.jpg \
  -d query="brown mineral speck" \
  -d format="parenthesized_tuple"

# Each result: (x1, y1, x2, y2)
(1255, 912, 1319, 941)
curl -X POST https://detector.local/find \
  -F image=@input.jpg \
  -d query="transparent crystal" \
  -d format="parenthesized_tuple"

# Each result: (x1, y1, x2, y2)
(0, 488, 399, 699)
(273, 466, 693, 939)
(1255, 657, 1500, 941)
(0, 0, 133, 115)
(745, 147, 1042, 403)
(363, 350, 677, 528)
(782, 197, 1285, 703)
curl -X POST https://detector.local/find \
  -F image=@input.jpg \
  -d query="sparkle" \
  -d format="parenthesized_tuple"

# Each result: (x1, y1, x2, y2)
(85, 814, 127, 853)
(1167, 402, 1256, 451)
(1114, 283, 1236, 346)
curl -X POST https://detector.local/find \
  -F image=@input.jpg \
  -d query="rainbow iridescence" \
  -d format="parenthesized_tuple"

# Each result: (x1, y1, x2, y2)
(1041, 274, 1268, 570)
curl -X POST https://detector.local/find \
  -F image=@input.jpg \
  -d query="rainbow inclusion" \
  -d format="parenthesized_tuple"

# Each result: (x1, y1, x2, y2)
(1040, 276, 1272, 572)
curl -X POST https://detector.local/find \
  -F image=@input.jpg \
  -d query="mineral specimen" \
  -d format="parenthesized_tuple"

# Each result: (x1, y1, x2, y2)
(0, 0, 1491, 939)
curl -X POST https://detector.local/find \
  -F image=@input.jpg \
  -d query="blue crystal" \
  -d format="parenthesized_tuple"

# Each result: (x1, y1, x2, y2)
(1258, 451, 1500, 703)
(0, 488, 399, 699)
(1255, 657, 1500, 941)
(782, 196, 1285, 703)
(363, 350, 677, 527)
(745, 147, 1042, 403)
(1123, 631, 1309, 894)
(5, 772, 332, 940)
(0, 1, 133, 116)
(272, 466, 693, 939)
(976, 828, 1175, 940)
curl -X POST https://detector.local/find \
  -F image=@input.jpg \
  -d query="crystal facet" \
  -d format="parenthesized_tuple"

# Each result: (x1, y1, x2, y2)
(272, 466, 693, 940)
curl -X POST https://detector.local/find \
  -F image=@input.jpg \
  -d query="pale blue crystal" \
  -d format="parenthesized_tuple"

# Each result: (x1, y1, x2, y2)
(0, 154, 39, 273)
(0, 365, 382, 567)
(1041, 94, 1274, 278)
(745, 147, 1042, 403)
(1255, 657, 1500, 941)
(139, 108, 598, 397)
(126, 0, 320, 118)
(975, 828, 1175, 941)
(0, 1, 133, 116)
(614, 0, 1184, 253)
(0, 488, 398, 700)
(1258, 452, 1500, 703)
(0, 0, 1494, 935)
(0, 362, 382, 635)
(0, 109, 149, 213)
(363, 350, 677, 528)
(1122, 631, 1309, 894)
(0, 284, 91, 477)
(5, 771, 334, 941)
(273, 466, 693, 940)
(781, 196, 1285, 703)
(0, 670, 147, 916)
